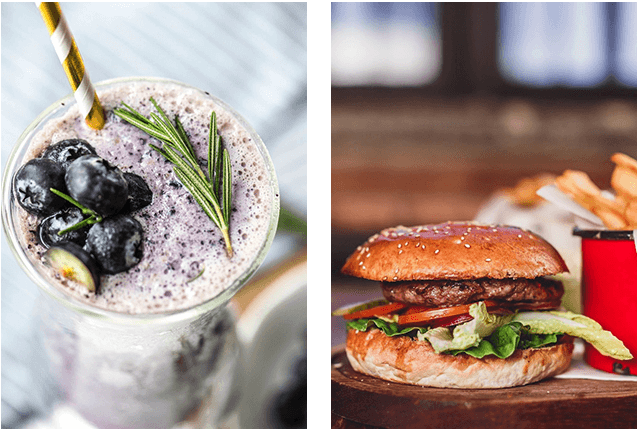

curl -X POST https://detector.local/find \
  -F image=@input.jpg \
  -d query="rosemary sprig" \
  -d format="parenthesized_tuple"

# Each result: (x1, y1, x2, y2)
(114, 98, 233, 257)
(49, 188, 103, 235)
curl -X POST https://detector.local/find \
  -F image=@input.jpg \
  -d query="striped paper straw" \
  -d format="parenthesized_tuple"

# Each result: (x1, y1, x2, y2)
(37, 2, 105, 130)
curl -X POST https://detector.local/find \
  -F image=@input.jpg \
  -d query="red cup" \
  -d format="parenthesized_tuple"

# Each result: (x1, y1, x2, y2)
(573, 228, 637, 375)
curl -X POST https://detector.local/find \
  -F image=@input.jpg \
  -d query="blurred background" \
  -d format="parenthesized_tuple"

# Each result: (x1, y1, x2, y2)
(331, 2, 637, 346)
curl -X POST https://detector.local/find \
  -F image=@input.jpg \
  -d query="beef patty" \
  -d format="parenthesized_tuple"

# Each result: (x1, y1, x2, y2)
(381, 277, 564, 307)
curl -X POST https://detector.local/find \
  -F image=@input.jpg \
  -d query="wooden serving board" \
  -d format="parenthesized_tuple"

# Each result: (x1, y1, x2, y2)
(331, 347, 637, 429)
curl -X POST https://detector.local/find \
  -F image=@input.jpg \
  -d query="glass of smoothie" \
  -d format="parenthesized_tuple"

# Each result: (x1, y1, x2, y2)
(2, 77, 280, 428)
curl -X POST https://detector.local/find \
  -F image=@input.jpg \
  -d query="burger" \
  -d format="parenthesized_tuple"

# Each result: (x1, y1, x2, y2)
(333, 222, 632, 389)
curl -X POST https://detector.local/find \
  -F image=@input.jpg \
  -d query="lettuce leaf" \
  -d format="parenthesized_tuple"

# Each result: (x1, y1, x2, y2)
(513, 311, 633, 360)
(417, 302, 514, 353)
(341, 301, 632, 361)
(331, 299, 391, 316)
(449, 322, 559, 359)
(346, 302, 558, 358)
(346, 318, 427, 337)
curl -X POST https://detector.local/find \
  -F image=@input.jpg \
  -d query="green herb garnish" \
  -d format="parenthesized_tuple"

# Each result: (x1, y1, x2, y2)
(186, 264, 206, 283)
(49, 188, 103, 235)
(114, 99, 233, 257)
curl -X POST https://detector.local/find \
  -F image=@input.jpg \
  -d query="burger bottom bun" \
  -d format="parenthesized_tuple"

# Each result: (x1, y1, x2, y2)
(346, 328, 574, 389)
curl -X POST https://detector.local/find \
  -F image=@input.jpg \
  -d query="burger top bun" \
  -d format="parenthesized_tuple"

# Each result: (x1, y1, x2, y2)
(341, 221, 569, 281)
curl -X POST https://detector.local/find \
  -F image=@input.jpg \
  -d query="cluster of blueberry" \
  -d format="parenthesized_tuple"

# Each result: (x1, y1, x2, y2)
(12, 139, 153, 291)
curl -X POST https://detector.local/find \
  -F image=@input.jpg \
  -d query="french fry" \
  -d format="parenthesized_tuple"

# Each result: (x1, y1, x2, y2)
(556, 168, 629, 229)
(611, 166, 637, 199)
(553, 154, 637, 229)
(611, 152, 637, 172)
(592, 206, 628, 230)
(614, 193, 630, 209)
(624, 200, 637, 226)
(555, 175, 583, 198)
(506, 174, 556, 206)
(561, 170, 602, 198)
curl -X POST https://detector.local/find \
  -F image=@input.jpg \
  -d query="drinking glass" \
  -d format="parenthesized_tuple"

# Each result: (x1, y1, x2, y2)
(2, 77, 280, 428)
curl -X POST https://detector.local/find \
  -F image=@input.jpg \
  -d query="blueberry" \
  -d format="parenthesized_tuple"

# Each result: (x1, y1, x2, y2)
(42, 139, 97, 170)
(121, 172, 153, 213)
(86, 215, 143, 274)
(38, 207, 89, 248)
(44, 242, 101, 292)
(65, 155, 128, 217)
(13, 158, 67, 216)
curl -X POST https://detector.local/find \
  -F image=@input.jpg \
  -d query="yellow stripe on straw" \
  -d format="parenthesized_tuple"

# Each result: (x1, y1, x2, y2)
(37, 2, 105, 130)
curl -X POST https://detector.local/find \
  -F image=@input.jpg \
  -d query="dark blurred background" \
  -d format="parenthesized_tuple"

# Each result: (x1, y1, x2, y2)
(331, 2, 637, 346)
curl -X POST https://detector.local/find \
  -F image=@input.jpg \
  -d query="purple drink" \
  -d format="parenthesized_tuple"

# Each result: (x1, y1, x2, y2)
(3, 77, 279, 427)
(15, 78, 277, 313)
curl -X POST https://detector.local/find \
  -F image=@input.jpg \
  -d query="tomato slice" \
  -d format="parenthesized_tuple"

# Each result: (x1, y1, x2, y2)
(429, 313, 474, 328)
(397, 300, 502, 326)
(342, 302, 408, 320)
(341, 298, 556, 327)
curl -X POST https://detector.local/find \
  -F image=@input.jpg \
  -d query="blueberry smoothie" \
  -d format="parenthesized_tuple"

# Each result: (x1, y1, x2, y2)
(14, 79, 277, 314)
(4, 78, 279, 428)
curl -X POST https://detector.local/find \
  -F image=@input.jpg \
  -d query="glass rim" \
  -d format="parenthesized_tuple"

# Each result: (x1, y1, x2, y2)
(2, 76, 280, 324)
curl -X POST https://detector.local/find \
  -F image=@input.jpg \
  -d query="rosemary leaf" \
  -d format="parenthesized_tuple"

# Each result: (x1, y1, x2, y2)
(173, 166, 231, 257)
(213, 134, 222, 197)
(173, 167, 222, 226)
(115, 109, 167, 142)
(114, 99, 234, 257)
(175, 116, 197, 161)
(208, 111, 216, 188)
(222, 148, 232, 223)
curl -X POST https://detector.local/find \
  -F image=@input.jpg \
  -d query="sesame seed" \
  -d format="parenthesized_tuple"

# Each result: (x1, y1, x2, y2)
(366, 253, 371, 258)
(395, 268, 399, 273)
(405, 242, 409, 246)
(359, 261, 363, 266)
(461, 236, 465, 241)
(382, 276, 388, 281)
(416, 243, 420, 247)
(455, 240, 462, 244)
(393, 276, 398, 281)
(399, 250, 403, 254)
(435, 249, 440, 254)
(486, 258, 491, 262)
(362, 266, 366, 270)
(465, 244, 471, 248)
(518, 234, 522, 238)
(398, 244, 402, 249)
(493, 229, 497, 232)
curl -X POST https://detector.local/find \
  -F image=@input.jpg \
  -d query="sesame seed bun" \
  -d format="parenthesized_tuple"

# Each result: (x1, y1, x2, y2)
(339, 221, 573, 389)
(346, 328, 574, 389)
(341, 222, 569, 281)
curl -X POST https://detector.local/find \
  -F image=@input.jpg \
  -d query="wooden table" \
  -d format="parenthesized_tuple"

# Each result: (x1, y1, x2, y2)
(332, 347, 637, 428)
